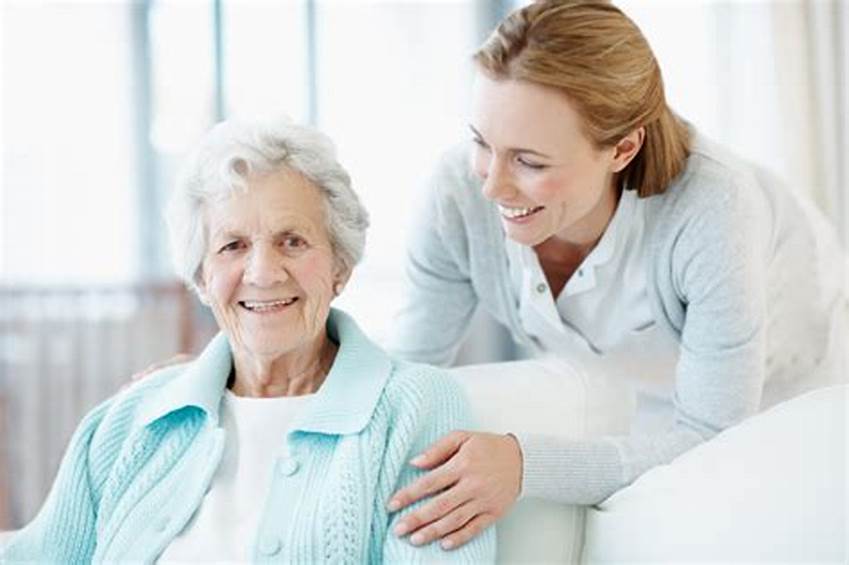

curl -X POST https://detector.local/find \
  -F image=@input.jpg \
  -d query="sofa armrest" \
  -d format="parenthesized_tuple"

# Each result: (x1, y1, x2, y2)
(583, 384, 848, 563)
(449, 357, 634, 564)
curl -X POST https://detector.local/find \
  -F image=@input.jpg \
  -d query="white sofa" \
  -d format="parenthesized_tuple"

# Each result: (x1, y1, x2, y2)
(450, 359, 848, 563)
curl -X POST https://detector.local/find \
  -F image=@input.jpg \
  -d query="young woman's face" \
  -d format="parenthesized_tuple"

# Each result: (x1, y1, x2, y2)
(470, 74, 620, 247)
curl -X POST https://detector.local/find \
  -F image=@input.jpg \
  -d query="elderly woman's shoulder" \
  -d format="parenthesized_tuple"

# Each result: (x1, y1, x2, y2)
(118, 364, 186, 405)
(381, 359, 470, 416)
(86, 364, 189, 440)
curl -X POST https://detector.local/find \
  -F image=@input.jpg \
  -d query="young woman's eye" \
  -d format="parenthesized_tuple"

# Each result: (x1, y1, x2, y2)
(471, 136, 489, 150)
(517, 155, 547, 170)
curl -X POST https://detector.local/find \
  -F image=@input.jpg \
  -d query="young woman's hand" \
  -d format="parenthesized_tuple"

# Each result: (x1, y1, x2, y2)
(387, 430, 523, 550)
(129, 353, 194, 382)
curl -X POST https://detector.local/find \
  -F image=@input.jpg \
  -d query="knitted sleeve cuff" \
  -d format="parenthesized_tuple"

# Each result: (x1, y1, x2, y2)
(512, 431, 627, 506)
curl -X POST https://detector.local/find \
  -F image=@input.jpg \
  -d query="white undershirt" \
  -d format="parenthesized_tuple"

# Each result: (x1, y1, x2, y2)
(158, 389, 313, 564)
(507, 189, 680, 433)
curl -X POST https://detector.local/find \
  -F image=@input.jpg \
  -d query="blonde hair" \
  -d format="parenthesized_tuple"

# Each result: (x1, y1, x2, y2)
(473, 0, 690, 196)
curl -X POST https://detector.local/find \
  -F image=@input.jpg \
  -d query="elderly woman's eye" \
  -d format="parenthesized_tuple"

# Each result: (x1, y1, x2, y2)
(219, 241, 243, 253)
(283, 236, 307, 250)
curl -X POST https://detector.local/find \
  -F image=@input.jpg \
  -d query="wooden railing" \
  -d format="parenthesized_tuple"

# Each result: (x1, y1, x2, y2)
(0, 394, 9, 532)
(0, 282, 214, 529)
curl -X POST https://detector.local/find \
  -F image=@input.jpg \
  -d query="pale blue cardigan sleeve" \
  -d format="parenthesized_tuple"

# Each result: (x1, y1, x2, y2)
(2, 399, 113, 564)
(377, 366, 496, 563)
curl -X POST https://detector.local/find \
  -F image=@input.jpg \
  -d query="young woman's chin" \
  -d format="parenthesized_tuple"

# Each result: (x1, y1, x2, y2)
(500, 214, 553, 247)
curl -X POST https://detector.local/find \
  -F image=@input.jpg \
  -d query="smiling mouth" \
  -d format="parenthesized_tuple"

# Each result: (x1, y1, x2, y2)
(498, 204, 545, 220)
(238, 298, 298, 313)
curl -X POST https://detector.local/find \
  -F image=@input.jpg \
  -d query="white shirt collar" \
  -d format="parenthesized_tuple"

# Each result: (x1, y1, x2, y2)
(506, 188, 638, 298)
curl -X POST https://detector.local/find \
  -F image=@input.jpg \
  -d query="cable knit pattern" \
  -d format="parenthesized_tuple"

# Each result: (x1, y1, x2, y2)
(2, 309, 495, 564)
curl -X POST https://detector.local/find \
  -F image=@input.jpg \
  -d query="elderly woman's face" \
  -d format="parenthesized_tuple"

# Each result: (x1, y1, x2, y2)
(198, 168, 339, 360)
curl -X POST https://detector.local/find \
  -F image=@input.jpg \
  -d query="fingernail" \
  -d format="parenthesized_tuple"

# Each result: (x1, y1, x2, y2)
(410, 455, 425, 466)
(410, 533, 424, 545)
(387, 499, 401, 512)
(441, 539, 454, 550)
(394, 521, 409, 536)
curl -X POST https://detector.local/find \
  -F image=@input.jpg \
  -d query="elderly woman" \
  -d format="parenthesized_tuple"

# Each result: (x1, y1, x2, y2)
(2, 117, 495, 563)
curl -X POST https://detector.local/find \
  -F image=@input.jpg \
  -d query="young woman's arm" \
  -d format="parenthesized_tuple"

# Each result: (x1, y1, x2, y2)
(387, 149, 480, 367)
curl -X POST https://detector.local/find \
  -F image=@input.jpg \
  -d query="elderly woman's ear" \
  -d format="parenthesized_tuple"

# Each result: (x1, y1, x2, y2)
(194, 276, 211, 306)
(332, 266, 352, 297)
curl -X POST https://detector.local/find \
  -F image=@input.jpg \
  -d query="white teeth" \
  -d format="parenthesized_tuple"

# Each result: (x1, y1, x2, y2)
(242, 298, 296, 312)
(499, 205, 543, 219)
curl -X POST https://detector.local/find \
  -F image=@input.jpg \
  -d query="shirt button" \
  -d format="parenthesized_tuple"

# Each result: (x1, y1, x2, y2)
(578, 269, 584, 277)
(535, 283, 547, 294)
(259, 534, 282, 556)
(278, 458, 300, 477)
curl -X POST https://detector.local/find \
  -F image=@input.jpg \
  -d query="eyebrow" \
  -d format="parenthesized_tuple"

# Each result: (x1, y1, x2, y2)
(211, 226, 311, 242)
(468, 124, 553, 159)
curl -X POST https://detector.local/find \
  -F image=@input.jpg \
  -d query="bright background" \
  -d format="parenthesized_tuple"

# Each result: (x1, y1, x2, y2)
(1, 0, 847, 529)
(2, 0, 847, 338)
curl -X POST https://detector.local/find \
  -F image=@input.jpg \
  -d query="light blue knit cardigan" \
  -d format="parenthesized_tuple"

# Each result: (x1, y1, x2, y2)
(2, 309, 495, 564)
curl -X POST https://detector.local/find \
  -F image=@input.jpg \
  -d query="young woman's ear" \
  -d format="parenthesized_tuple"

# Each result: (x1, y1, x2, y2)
(611, 126, 646, 172)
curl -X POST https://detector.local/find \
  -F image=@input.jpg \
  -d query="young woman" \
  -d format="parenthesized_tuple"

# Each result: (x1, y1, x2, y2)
(385, 0, 848, 551)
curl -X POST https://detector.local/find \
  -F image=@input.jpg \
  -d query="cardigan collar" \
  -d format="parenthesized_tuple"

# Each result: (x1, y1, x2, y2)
(136, 308, 392, 435)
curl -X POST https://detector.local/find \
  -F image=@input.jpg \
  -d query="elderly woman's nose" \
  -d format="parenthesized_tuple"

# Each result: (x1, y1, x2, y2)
(244, 245, 286, 286)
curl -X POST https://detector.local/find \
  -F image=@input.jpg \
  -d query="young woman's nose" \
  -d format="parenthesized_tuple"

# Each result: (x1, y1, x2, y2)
(479, 157, 513, 202)
(244, 244, 287, 287)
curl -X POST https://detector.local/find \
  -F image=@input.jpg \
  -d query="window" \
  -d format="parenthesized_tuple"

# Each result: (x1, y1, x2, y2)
(2, 1, 138, 283)
(1, 1, 503, 341)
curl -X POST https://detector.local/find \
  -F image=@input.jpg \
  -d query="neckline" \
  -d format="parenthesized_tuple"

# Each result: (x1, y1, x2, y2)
(224, 388, 315, 403)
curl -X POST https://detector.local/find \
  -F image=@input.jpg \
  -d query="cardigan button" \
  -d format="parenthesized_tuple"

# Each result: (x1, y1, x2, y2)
(278, 458, 300, 477)
(259, 534, 282, 556)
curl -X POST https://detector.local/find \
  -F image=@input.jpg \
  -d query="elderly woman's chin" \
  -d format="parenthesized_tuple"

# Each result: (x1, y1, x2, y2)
(228, 306, 331, 362)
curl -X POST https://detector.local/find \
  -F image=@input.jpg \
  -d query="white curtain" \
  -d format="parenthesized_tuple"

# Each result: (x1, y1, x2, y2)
(710, 0, 848, 247)
(620, 0, 847, 249)
(805, 0, 849, 249)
